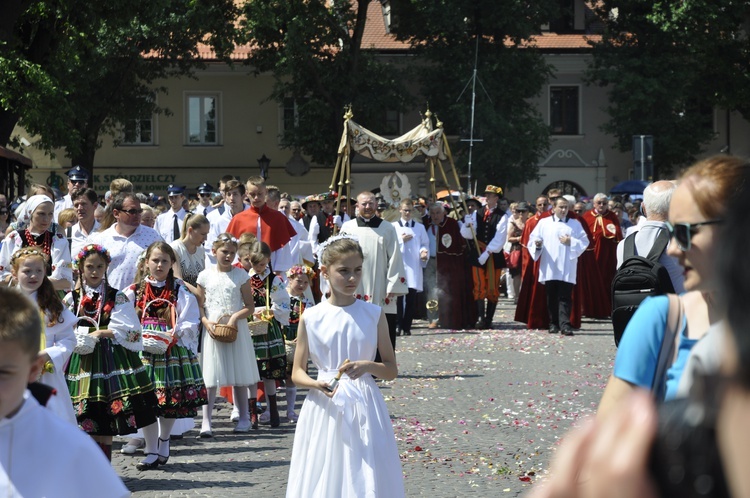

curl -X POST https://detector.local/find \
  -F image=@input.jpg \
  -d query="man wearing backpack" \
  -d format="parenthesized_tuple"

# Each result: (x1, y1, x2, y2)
(615, 181, 685, 291)
(612, 181, 685, 345)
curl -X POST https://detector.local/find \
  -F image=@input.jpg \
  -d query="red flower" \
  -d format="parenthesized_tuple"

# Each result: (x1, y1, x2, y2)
(156, 388, 167, 404)
(185, 387, 197, 400)
(400, 277, 406, 283)
(355, 294, 362, 299)
(384, 298, 390, 305)
(110, 399, 124, 415)
(171, 390, 183, 404)
(80, 419, 96, 433)
(363, 295, 369, 301)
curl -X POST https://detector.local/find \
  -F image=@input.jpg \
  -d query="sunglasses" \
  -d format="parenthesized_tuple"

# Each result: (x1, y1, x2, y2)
(665, 219, 723, 251)
(70, 179, 86, 185)
(0, 210, 7, 215)
(118, 208, 143, 215)
(199, 193, 211, 198)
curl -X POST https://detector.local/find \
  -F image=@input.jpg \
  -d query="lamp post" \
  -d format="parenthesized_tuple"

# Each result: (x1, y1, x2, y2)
(257, 154, 270, 180)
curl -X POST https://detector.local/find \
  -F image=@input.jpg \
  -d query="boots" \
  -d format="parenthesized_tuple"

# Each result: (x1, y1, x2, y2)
(485, 301, 497, 329)
(475, 300, 486, 329)
(250, 397, 258, 430)
(268, 394, 280, 428)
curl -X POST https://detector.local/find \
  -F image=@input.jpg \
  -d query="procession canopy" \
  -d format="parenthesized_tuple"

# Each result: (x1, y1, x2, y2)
(341, 119, 447, 163)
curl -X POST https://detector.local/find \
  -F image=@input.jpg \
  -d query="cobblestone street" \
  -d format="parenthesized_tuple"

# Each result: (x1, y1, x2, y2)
(113, 299, 616, 497)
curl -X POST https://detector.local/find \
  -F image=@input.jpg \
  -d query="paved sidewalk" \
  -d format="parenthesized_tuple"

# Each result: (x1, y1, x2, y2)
(113, 299, 616, 497)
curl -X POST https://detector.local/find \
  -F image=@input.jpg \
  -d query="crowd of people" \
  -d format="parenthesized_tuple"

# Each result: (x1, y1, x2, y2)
(2, 154, 750, 497)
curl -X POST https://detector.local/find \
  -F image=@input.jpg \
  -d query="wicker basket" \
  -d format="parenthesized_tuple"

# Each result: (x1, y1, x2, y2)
(285, 340, 296, 365)
(211, 315, 238, 343)
(73, 316, 100, 355)
(248, 319, 268, 337)
(142, 298, 176, 355)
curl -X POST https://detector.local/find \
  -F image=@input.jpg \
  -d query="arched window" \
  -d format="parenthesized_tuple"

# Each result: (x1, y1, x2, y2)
(543, 180, 587, 199)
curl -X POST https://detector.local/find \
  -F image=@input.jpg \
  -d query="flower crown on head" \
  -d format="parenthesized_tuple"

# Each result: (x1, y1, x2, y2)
(73, 244, 111, 270)
(10, 247, 48, 266)
(286, 264, 315, 279)
(315, 233, 359, 262)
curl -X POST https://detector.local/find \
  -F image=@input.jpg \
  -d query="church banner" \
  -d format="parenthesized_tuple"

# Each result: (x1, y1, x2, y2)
(344, 121, 447, 163)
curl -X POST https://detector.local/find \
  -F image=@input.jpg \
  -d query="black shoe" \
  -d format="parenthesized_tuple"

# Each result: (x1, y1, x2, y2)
(156, 438, 170, 465)
(169, 434, 183, 440)
(404, 330, 411, 336)
(561, 328, 574, 336)
(548, 325, 560, 334)
(395, 327, 402, 336)
(136, 453, 160, 471)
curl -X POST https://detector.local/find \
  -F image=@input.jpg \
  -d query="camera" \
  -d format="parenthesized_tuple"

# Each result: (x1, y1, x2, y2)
(648, 395, 730, 497)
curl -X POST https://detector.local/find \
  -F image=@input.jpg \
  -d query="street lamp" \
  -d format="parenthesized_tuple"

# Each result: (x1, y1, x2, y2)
(257, 154, 270, 180)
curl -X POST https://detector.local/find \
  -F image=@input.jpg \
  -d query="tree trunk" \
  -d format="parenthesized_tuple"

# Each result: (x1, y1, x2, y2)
(0, 110, 20, 148)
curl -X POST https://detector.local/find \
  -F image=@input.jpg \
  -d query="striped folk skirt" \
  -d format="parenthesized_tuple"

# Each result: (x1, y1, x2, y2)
(66, 338, 158, 436)
(140, 344, 208, 418)
(252, 319, 287, 380)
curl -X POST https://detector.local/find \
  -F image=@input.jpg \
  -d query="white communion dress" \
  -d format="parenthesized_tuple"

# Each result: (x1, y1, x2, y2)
(286, 299, 405, 498)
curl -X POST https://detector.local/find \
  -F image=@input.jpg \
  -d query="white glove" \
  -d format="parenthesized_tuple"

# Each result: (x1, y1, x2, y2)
(333, 215, 342, 228)
(477, 251, 490, 266)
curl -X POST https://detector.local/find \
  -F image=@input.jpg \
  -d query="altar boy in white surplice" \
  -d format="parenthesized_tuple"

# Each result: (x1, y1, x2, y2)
(527, 197, 589, 336)
(391, 199, 429, 336)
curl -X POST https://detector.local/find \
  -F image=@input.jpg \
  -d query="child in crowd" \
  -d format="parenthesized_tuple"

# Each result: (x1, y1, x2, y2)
(64, 244, 158, 460)
(282, 264, 316, 422)
(0, 287, 130, 498)
(286, 236, 405, 497)
(124, 241, 207, 471)
(195, 234, 259, 435)
(10, 247, 77, 424)
(247, 241, 290, 428)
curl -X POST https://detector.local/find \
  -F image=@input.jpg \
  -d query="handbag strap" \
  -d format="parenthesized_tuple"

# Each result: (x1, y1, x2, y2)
(653, 294, 684, 402)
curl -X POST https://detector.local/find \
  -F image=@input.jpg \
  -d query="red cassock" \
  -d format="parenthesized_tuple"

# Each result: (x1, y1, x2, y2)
(580, 209, 623, 318)
(514, 210, 583, 329)
(226, 205, 296, 252)
(435, 217, 477, 330)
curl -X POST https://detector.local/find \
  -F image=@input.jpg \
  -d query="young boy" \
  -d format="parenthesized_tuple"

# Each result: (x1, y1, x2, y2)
(0, 288, 130, 498)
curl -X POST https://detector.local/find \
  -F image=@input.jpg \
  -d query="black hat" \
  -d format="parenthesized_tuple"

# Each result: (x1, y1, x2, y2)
(465, 196, 483, 208)
(197, 183, 214, 194)
(66, 165, 88, 181)
(516, 201, 530, 212)
(167, 185, 186, 196)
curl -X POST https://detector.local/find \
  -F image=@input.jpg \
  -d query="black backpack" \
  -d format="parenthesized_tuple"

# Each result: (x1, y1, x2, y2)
(611, 230, 675, 346)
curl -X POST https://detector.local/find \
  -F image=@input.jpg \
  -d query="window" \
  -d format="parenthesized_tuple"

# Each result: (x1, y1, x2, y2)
(122, 118, 154, 145)
(550, 86, 580, 135)
(186, 93, 219, 145)
(382, 110, 401, 135)
(280, 97, 310, 141)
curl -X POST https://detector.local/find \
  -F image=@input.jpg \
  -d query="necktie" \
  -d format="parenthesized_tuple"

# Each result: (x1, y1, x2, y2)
(173, 214, 180, 240)
(203, 207, 208, 216)
(483, 208, 492, 223)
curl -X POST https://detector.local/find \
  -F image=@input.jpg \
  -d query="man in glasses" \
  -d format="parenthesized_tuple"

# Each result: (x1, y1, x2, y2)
(154, 184, 188, 243)
(581, 193, 623, 318)
(194, 183, 215, 217)
(87, 192, 162, 290)
(54, 166, 89, 223)
(616, 181, 685, 292)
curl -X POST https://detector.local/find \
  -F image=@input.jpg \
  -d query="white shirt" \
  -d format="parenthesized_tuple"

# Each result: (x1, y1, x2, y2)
(392, 218, 429, 291)
(288, 215, 314, 265)
(69, 219, 101, 258)
(205, 203, 248, 265)
(155, 207, 187, 243)
(0, 392, 130, 498)
(616, 220, 685, 294)
(53, 194, 73, 223)
(528, 215, 589, 284)
(87, 223, 163, 290)
(195, 203, 215, 217)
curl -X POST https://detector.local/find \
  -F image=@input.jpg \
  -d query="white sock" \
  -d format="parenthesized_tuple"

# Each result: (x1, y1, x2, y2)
(141, 421, 159, 456)
(201, 387, 217, 433)
(232, 386, 250, 424)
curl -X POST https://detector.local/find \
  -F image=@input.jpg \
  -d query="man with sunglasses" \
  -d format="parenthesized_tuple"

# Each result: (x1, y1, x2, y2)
(194, 183, 215, 217)
(54, 166, 89, 223)
(616, 181, 685, 293)
(87, 192, 162, 290)
(581, 193, 623, 318)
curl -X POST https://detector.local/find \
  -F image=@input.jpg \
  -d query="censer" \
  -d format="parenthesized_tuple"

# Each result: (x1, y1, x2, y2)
(426, 299, 438, 312)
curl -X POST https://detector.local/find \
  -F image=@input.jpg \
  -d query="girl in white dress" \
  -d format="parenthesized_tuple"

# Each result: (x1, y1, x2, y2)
(10, 247, 77, 425)
(195, 233, 259, 435)
(286, 235, 405, 498)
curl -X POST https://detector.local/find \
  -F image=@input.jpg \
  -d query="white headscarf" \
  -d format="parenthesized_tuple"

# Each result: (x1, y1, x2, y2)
(22, 194, 54, 228)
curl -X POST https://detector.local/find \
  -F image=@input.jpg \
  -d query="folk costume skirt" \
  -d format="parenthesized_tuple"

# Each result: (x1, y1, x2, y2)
(253, 319, 287, 380)
(66, 338, 158, 436)
(140, 344, 208, 418)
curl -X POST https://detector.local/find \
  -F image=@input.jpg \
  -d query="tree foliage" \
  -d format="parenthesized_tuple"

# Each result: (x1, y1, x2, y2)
(586, 0, 750, 177)
(241, 0, 409, 166)
(0, 0, 240, 170)
(391, 0, 560, 189)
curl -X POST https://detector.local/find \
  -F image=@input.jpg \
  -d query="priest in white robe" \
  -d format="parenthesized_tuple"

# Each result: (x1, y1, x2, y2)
(528, 197, 589, 336)
(340, 191, 407, 350)
(392, 199, 428, 336)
